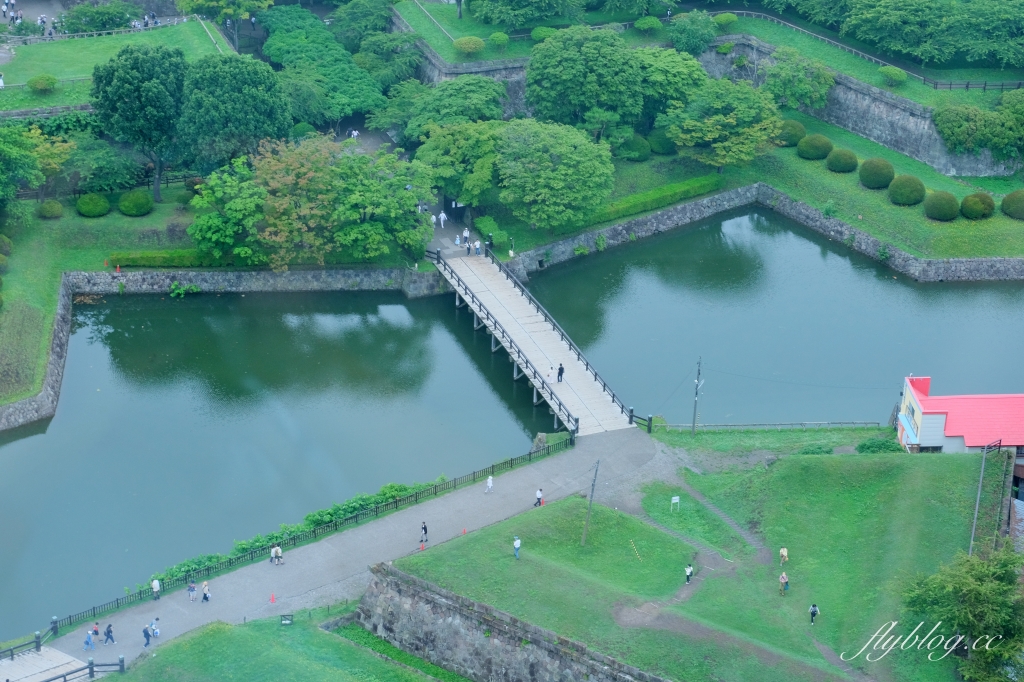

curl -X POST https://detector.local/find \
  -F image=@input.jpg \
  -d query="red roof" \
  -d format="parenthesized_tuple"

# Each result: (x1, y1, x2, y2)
(907, 377, 1024, 447)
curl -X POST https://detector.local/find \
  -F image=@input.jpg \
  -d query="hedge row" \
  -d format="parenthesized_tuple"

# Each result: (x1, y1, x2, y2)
(108, 249, 228, 268)
(590, 174, 725, 224)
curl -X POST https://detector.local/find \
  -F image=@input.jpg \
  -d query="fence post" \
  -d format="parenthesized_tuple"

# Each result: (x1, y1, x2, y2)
(51, 617, 59, 639)
(648, 415, 653, 434)
(88, 657, 95, 679)
(120, 655, 125, 672)
(34, 631, 41, 652)
(628, 407, 634, 425)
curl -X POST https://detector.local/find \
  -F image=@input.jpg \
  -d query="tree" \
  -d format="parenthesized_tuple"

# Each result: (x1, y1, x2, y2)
(91, 44, 186, 202)
(366, 79, 431, 136)
(353, 32, 424, 90)
(658, 77, 782, 170)
(416, 120, 507, 209)
(0, 127, 41, 214)
(178, 55, 291, 170)
(252, 136, 434, 270)
(176, 0, 273, 51)
(60, 133, 144, 195)
(840, 0, 956, 66)
(495, 119, 614, 231)
(666, 10, 717, 55)
(604, 0, 673, 17)
(471, 0, 583, 30)
(62, 0, 141, 33)
(762, 0, 851, 29)
(188, 157, 267, 264)
(526, 26, 643, 127)
(328, 0, 393, 52)
(903, 546, 1024, 681)
(22, 126, 75, 201)
(762, 46, 835, 109)
(368, 75, 506, 145)
(633, 46, 707, 131)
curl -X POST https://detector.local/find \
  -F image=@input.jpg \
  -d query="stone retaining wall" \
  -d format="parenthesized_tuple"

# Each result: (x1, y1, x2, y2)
(358, 563, 670, 682)
(0, 267, 449, 433)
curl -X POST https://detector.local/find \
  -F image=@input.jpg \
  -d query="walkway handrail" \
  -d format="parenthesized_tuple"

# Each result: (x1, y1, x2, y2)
(1, 632, 41, 660)
(660, 421, 881, 431)
(36, 660, 125, 681)
(485, 249, 630, 419)
(2, 18, 186, 45)
(428, 249, 580, 433)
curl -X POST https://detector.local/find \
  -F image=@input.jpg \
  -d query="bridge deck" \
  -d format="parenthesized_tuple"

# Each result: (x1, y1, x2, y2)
(441, 255, 632, 437)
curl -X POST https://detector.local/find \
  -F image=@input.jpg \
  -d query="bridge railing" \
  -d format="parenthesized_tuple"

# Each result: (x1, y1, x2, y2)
(485, 249, 630, 419)
(427, 249, 580, 434)
(36, 658, 125, 681)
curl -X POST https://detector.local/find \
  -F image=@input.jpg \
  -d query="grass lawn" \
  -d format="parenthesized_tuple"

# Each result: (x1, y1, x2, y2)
(0, 21, 230, 111)
(642, 480, 751, 559)
(120, 605, 438, 681)
(335, 623, 471, 682)
(653, 425, 898, 454)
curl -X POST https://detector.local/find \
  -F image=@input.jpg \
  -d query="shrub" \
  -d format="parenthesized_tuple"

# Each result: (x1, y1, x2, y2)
(174, 190, 195, 205)
(888, 175, 925, 206)
(0, 254, 7, 274)
(0, 234, 11, 257)
(712, 12, 738, 31)
(27, 74, 58, 94)
(924, 191, 959, 221)
(778, 119, 805, 147)
(474, 216, 498, 238)
(108, 249, 228, 268)
(667, 10, 717, 56)
(118, 189, 154, 216)
(878, 65, 907, 87)
(859, 157, 895, 189)
(0, 274, 3, 290)
(76, 193, 110, 218)
(796, 133, 832, 160)
(38, 199, 63, 219)
(531, 27, 558, 42)
(490, 228, 510, 250)
(1002, 189, 1024, 219)
(590, 174, 723, 223)
(489, 32, 510, 52)
(647, 127, 676, 155)
(615, 133, 651, 162)
(826, 148, 858, 173)
(290, 122, 316, 139)
(732, 55, 748, 67)
(634, 16, 661, 36)
(716, 41, 734, 54)
(961, 193, 995, 219)
(0, 293, 3, 310)
(185, 177, 204, 192)
(797, 444, 832, 454)
(856, 437, 904, 453)
(453, 36, 485, 55)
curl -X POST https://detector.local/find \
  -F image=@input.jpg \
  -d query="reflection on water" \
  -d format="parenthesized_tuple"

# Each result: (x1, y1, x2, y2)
(529, 209, 1024, 424)
(0, 291, 549, 640)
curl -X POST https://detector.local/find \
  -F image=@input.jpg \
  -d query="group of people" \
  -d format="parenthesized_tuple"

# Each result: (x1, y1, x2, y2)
(82, 622, 115, 650)
(269, 543, 285, 565)
(132, 13, 163, 29)
(779, 547, 822, 625)
(187, 580, 212, 602)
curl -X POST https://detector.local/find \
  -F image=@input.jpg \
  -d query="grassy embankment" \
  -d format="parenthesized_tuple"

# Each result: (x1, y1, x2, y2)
(399, 436, 1007, 682)
(0, 20, 230, 111)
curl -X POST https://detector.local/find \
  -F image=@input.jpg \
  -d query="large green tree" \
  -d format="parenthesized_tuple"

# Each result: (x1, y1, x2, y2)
(62, 0, 141, 32)
(91, 44, 186, 202)
(416, 120, 507, 209)
(327, 0, 393, 52)
(634, 46, 707, 131)
(658, 77, 781, 170)
(176, 0, 273, 51)
(526, 26, 643, 127)
(178, 54, 291, 169)
(840, 0, 957, 65)
(353, 32, 423, 91)
(0, 127, 42, 215)
(666, 10, 717, 56)
(471, 0, 583, 30)
(188, 157, 268, 264)
(762, 46, 834, 109)
(495, 119, 614, 231)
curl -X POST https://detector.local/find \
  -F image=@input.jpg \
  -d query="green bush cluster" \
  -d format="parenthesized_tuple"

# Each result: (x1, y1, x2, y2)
(888, 175, 925, 206)
(796, 133, 832, 160)
(27, 74, 58, 93)
(76, 193, 111, 218)
(716, 42, 735, 54)
(531, 26, 558, 42)
(185, 177, 205, 192)
(0, 254, 7, 274)
(778, 120, 806, 147)
(856, 437, 904, 453)
(0, 234, 12, 257)
(647, 128, 676, 155)
(291, 122, 316, 139)
(38, 199, 63, 219)
(118, 189, 154, 216)
(923, 191, 959, 221)
(933, 90, 1024, 160)
(825, 148, 858, 173)
(859, 157, 894, 189)
(712, 13, 738, 31)
(960, 192, 995, 219)
(615, 133, 651, 162)
(590, 174, 724, 224)
(108, 249, 227, 268)
(453, 36, 485, 55)
(490, 228, 510, 251)
(488, 32, 510, 52)
(634, 16, 661, 36)
(1002, 189, 1024, 220)
(878, 66, 907, 87)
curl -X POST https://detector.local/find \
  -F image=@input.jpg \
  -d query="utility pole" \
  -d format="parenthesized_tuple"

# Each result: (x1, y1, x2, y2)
(580, 460, 600, 547)
(691, 357, 703, 436)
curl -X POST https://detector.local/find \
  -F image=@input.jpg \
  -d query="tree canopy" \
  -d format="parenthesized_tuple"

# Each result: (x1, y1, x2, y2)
(90, 43, 186, 201)
(526, 26, 643, 127)
(0, 127, 42, 214)
(495, 119, 614, 231)
(188, 157, 268, 264)
(471, 0, 583, 30)
(416, 120, 507, 207)
(327, 0, 394, 52)
(352, 32, 423, 91)
(634, 47, 707, 131)
(62, 0, 140, 32)
(762, 46, 834, 109)
(368, 75, 506, 145)
(666, 10, 717, 56)
(659, 77, 781, 169)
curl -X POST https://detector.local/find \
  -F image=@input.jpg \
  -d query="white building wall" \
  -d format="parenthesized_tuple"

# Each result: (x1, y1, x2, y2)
(919, 414, 968, 452)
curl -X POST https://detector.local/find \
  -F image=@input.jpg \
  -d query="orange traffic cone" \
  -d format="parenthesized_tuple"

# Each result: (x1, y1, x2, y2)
(420, 543, 425, 551)
(116, 265, 121, 273)
(270, 593, 276, 603)
(541, 498, 545, 506)
(104, 259, 109, 267)
(463, 528, 466, 535)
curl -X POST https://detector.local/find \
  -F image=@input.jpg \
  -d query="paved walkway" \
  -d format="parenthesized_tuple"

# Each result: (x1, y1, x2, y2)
(49, 428, 657, 668)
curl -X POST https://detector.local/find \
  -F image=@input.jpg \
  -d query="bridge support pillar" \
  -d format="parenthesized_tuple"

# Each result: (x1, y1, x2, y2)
(533, 385, 542, 406)
(513, 363, 522, 380)
(474, 313, 484, 330)
(553, 412, 559, 431)
(492, 334, 501, 353)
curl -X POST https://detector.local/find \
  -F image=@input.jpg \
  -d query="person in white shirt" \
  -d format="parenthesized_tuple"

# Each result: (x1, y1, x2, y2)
(534, 489, 543, 507)
(485, 475, 493, 493)
(513, 536, 521, 559)
(438, 210, 448, 228)
(685, 564, 693, 584)
(151, 579, 161, 600)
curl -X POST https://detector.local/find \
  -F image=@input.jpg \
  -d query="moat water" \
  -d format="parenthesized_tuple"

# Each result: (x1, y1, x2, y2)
(3, 208, 1024, 639)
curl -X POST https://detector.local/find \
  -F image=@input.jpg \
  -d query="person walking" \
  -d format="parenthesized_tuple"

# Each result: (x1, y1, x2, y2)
(250, 15, 255, 29)
(103, 624, 115, 646)
(275, 545, 284, 565)
(188, 581, 197, 602)
(151, 578, 161, 600)
(779, 547, 788, 566)
(83, 629, 95, 651)
(420, 522, 428, 543)
(462, 227, 470, 243)
(485, 475, 493, 493)
(557, 364, 564, 382)
(534, 489, 543, 507)
(149, 619, 160, 638)
(92, 623, 100, 639)
(201, 582, 211, 602)
(513, 535, 521, 559)
(466, 239, 471, 256)
(546, 367, 553, 383)
(430, 214, 437, 229)
(685, 564, 693, 584)
(779, 572, 789, 596)
(809, 604, 820, 625)
(0, 72, 4, 90)
(1, 5, 6, 20)
(438, 210, 447, 228)
(142, 625, 151, 648)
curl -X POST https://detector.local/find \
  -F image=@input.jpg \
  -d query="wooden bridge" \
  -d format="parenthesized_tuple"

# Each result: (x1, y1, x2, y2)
(427, 250, 634, 437)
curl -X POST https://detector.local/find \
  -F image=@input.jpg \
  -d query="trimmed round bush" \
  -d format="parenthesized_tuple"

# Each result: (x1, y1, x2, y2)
(961, 192, 995, 219)
(616, 133, 651, 162)
(38, 199, 63, 219)
(0, 254, 8, 274)
(531, 26, 558, 42)
(826, 148, 858, 173)
(118, 189, 154, 216)
(796, 133, 832, 160)
(634, 16, 661, 35)
(859, 157, 895, 189)
(924, 191, 959, 221)
(713, 12, 738, 31)
(0, 234, 11, 257)
(185, 177, 204, 192)
(453, 36, 485, 55)
(1001, 189, 1024, 220)
(778, 119, 805, 147)
(489, 32, 509, 51)
(76, 193, 111, 217)
(878, 65, 907, 87)
(174, 190, 195, 205)
(647, 127, 676, 155)
(888, 175, 925, 206)
(291, 122, 316, 139)
(27, 74, 58, 93)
